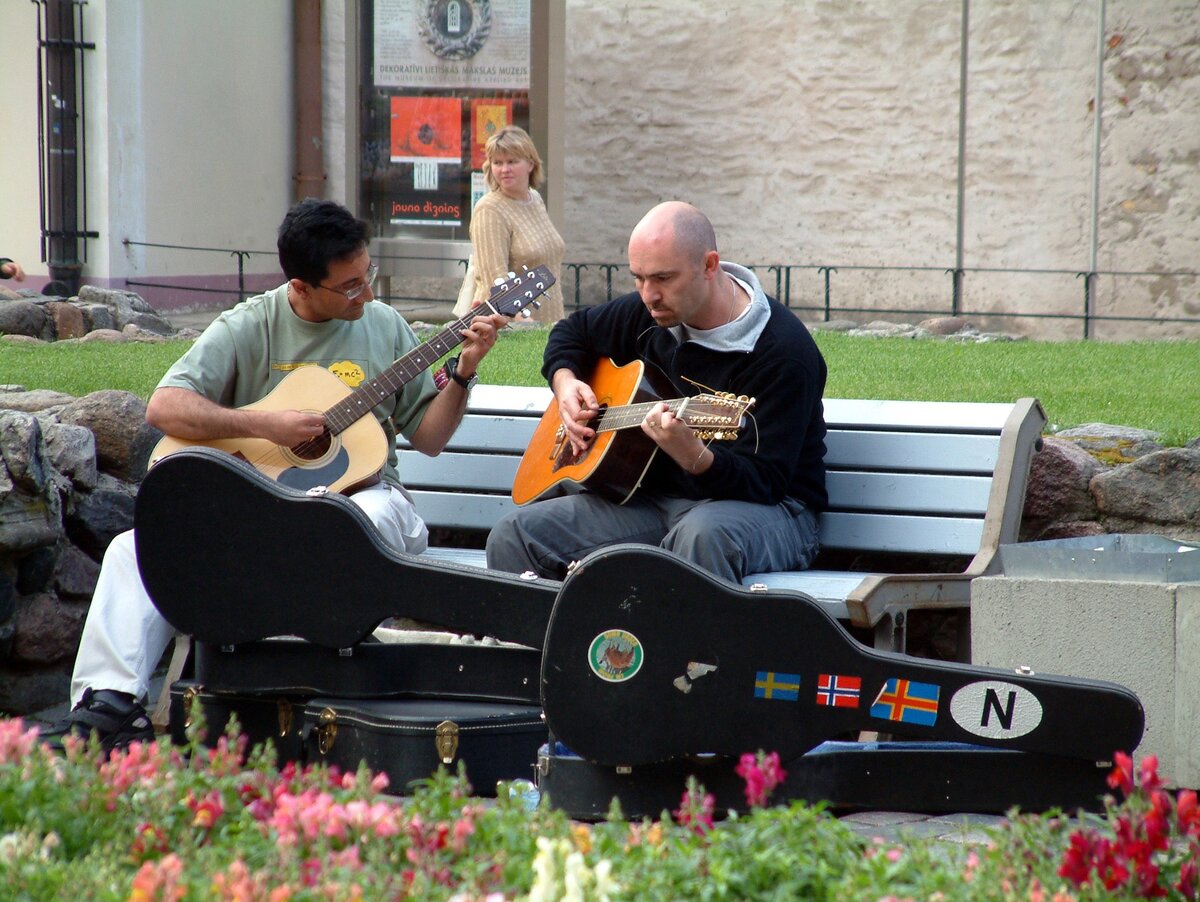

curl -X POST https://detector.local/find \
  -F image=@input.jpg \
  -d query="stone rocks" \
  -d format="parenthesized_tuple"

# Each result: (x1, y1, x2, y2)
(1020, 437, 1104, 540)
(1054, 424, 1164, 465)
(1022, 433, 1200, 544)
(810, 314, 1019, 343)
(1092, 448, 1200, 537)
(0, 285, 178, 344)
(59, 391, 159, 482)
(0, 389, 148, 714)
(0, 300, 52, 341)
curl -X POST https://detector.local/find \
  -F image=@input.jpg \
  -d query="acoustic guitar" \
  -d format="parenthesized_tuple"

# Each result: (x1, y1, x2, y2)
(149, 265, 554, 494)
(541, 544, 1145, 767)
(511, 358, 755, 505)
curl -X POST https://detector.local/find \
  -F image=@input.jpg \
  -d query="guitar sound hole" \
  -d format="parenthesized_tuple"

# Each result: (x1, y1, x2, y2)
(552, 404, 606, 471)
(291, 431, 332, 462)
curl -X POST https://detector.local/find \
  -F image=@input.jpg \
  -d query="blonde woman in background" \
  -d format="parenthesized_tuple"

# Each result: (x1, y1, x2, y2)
(466, 126, 565, 324)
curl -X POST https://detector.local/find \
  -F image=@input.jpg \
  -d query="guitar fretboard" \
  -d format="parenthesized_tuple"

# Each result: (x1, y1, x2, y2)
(594, 398, 694, 433)
(323, 306, 492, 435)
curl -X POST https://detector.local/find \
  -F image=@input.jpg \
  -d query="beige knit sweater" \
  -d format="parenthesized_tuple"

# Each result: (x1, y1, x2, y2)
(469, 188, 565, 323)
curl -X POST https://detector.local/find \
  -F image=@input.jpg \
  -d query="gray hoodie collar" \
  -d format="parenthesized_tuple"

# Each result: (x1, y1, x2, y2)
(669, 262, 770, 352)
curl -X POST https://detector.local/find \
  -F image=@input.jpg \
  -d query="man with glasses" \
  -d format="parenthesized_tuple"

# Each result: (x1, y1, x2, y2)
(43, 198, 507, 752)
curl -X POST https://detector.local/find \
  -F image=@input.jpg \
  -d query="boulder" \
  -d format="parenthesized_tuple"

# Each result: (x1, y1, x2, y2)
(1055, 423, 1164, 465)
(918, 316, 972, 335)
(46, 301, 87, 340)
(63, 474, 136, 560)
(79, 304, 116, 332)
(0, 662, 70, 716)
(0, 388, 76, 413)
(77, 328, 127, 343)
(1091, 447, 1200, 526)
(11, 593, 86, 665)
(0, 299, 52, 340)
(41, 422, 98, 491)
(58, 390, 154, 482)
(53, 542, 101, 599)
(1020, 437, 1103, 540)
(75, 285, 157, 330)
(0, 411, 49, 494)
(16, 546, 57, 595)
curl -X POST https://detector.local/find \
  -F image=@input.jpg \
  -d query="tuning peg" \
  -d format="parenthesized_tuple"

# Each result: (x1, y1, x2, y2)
(520, 309, 532, 318)
(507, 271, 516, 279)
(493, 276, 507, 286)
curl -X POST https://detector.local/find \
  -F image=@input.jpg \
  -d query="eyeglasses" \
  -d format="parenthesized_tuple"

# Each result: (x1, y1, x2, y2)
(318, 262, 378, 301)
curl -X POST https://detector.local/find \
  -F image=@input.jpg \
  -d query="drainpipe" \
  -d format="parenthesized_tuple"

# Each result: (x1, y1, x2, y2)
(44, 0, 82, 294)
(294, 0, 327, 202)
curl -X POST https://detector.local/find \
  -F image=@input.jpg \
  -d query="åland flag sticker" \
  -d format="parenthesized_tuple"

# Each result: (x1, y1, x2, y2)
(754, 671, 800, 701)
(870, 678, 940, 726)
(816, 673, 862, 708)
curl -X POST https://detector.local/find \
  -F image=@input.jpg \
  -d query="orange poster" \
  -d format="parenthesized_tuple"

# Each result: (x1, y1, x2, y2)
(470, 98, 513, 169)
(390, 96, 462, 164)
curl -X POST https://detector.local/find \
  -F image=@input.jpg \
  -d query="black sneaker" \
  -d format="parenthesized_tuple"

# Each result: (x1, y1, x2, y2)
(40, 688, 155, 753)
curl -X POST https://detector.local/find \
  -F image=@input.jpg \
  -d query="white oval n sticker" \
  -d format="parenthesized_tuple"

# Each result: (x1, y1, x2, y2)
(950, 681, 1043, 740)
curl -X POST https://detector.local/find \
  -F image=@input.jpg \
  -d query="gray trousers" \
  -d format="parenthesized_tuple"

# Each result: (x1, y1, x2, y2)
(485, 492, 819, 584)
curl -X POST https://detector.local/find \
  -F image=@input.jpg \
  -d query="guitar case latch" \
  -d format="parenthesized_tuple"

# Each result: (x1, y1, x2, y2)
(181, 684, 202, 729)
(435, 720, 460, 764)
(317, 706, 338, 754)
(277, 699, 294, 738)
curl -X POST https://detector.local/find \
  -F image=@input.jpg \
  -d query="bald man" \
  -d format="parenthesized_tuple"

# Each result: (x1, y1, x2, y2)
(486, 202, 827, 584)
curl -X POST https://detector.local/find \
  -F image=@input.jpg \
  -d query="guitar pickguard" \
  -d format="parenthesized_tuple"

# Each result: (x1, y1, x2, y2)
(276, 445, 351, 492)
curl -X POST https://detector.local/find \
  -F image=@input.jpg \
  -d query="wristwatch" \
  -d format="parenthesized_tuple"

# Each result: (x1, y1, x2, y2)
(443, 356, 478, 392)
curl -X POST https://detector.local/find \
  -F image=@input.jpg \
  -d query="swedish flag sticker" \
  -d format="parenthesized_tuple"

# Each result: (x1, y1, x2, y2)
(754, 671, 801, 701)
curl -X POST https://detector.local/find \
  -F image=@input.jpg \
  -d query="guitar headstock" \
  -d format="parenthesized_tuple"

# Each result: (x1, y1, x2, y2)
(484, 264, 556, 319)
(680, 393, 756, 440)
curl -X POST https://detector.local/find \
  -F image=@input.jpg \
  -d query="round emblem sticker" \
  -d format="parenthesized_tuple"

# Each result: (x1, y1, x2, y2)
(588, 630, 644, 683)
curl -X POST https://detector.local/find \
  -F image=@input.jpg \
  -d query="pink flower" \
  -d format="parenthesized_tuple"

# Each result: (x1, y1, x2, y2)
(735, 750, 788, 808)
(1138, 754, 1164, 793)
(0, 718, 41, 764)
(673, 781, 716, 834)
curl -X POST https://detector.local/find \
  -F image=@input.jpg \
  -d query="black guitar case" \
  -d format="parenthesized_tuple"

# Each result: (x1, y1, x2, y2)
(542, 545, 1144, 768)
(536, 741, 1114, 820)
(194, 637, 541, 705)
(301, 697, 546, 797)
(134, 448, 560, 650)
(168, 679, 308, 763)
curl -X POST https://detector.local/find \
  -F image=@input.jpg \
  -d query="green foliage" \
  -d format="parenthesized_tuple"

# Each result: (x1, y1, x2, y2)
(3, 327, 1197, 445)
(2, 717, 1194, 900)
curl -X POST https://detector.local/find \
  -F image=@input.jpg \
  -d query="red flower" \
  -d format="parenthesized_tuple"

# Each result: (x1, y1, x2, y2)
(1176, 857, 1198, 898)
(1139, 754, 1165, 793)
(1108, 751, 1135, 796)
(1178, 790, 1199, 836)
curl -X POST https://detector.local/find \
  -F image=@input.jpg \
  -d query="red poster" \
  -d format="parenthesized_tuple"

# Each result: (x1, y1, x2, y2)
(470, 98, 513, 169)
(390, 96, 462, 164)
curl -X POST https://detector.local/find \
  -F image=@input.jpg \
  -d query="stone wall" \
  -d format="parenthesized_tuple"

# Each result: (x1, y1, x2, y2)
(559, 0, 1200, 340)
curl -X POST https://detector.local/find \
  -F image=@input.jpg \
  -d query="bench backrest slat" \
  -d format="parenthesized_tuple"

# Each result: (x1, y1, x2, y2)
(395, 389, 1044, 560)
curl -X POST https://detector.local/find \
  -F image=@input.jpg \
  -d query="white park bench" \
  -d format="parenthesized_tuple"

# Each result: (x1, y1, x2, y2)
(401, 385, 1047, 657)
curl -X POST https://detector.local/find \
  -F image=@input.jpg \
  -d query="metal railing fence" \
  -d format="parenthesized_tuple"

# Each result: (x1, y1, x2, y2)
(121, 239, 1197, 340)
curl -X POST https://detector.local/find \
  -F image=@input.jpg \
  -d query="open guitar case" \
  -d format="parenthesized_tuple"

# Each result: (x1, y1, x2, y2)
(138, 449, 1144, 813)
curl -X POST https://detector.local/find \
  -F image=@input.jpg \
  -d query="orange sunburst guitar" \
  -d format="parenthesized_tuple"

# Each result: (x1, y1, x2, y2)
(149, 265, 555, 494)
(511, 358, 755, 506)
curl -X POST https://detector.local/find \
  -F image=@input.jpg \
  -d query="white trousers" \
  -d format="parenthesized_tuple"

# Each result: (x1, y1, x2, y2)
(69, 482, 428, 706)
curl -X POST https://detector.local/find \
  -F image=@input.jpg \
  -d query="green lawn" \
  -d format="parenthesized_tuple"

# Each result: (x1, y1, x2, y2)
(2, 330, 1196, 445)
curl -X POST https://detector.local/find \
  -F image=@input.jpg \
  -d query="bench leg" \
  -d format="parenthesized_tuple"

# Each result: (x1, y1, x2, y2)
(150, 635, 192, 733)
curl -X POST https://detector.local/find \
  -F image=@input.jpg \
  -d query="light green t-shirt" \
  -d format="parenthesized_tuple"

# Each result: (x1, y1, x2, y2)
(156, 284, 437, 487)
